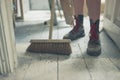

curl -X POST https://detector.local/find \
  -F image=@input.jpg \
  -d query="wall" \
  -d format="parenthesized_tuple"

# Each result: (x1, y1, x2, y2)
(29, 0, 49, 10)
(103, 0, 120, 49)
(0, 0, 17, 74)
(23, 0, 30, 13)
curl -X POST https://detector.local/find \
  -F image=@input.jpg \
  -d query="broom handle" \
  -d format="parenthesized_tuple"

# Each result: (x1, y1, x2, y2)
(49, 0, 55, 39)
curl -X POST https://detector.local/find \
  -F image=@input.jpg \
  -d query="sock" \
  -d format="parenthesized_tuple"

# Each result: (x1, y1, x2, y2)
(75, 15, 84, 25)
(90, 19, 99, 31)
(89, 19, 100, 40)
(73, 15, 84, 32)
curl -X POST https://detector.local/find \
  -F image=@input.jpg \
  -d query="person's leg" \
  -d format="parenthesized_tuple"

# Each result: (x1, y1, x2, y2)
(86, 0, 101, 22)
(86, 0, 101, 56)
(63, 0, 85, 40)
(73, 0, 84, 16)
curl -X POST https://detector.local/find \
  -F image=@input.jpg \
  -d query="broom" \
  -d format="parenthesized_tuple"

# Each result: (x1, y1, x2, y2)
(27, 0, 72, 55)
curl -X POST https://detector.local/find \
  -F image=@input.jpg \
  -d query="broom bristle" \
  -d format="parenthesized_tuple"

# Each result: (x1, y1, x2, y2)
(27, 39, 72, 55)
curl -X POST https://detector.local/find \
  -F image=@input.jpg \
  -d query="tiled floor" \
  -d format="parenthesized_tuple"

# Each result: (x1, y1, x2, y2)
(0, 14, 120, 80)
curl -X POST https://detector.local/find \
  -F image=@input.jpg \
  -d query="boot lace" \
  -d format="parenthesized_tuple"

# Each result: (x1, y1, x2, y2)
(90, 24, 99, 41)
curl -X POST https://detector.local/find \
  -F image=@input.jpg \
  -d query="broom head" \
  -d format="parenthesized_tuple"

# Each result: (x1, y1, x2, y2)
(27, 39, 72, 55)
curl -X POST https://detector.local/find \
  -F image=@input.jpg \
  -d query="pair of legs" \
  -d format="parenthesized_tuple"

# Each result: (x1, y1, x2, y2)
(63, 0, 101, 56)
(74, 0, 101, 22)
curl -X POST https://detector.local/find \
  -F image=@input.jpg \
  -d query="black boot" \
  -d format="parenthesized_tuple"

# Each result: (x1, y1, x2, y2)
(87, 19, 101, 56)
(63, 15, 85, 40)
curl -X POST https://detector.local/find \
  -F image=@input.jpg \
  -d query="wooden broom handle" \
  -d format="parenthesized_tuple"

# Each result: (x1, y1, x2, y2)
(49, 0, 55, 39)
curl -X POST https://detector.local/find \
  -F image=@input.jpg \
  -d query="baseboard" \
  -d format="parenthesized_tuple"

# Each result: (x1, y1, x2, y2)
(103, 18, 120, 50)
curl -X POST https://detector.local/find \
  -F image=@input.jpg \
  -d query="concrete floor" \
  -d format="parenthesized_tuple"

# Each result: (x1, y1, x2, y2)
(0, 12, 120, 80)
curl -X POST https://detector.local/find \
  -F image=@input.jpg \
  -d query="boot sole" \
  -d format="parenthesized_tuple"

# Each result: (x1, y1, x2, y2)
(63, 33, 85, 41)
(87, 48, 101, 56)
(70, 33, 85, 41)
